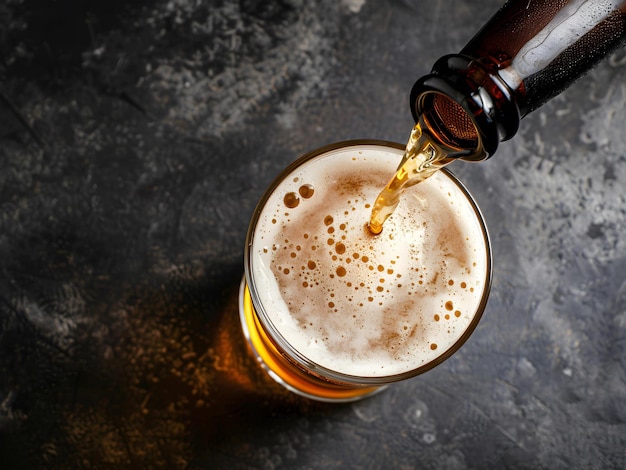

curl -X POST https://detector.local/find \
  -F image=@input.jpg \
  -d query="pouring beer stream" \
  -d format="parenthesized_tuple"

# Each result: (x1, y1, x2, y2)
(368, 122, 455, 235)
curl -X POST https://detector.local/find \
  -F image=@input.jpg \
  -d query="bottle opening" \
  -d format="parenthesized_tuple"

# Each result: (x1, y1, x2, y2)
(421, 93, 480, 152)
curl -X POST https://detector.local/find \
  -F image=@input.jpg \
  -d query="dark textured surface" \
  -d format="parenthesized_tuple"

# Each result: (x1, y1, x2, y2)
(1, 1, 625, 468)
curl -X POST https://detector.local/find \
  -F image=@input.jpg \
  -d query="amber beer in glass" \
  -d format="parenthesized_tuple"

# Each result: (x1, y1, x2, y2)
(239, 141, 491, 402)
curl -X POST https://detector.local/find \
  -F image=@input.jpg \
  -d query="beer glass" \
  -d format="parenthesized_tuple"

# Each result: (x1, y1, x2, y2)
(239, 141, 491, 402)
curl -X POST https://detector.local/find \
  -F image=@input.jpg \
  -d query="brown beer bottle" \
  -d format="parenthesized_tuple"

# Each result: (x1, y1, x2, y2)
(409, 0, 626, 161)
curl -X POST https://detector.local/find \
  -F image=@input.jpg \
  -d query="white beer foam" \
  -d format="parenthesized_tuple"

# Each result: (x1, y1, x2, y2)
(251, 145, 488, 377)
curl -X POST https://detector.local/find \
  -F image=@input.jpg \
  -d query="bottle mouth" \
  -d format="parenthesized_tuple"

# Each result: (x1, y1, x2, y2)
(410, 54, 521, 161)
(421, 93, 481, 151)
(415, 91, 486, 161)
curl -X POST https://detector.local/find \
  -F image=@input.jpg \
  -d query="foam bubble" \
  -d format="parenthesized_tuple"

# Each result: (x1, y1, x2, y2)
(250, 145, 489, 377)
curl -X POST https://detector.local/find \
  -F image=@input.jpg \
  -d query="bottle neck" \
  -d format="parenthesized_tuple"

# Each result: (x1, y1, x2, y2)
(411, 0, 626, 160)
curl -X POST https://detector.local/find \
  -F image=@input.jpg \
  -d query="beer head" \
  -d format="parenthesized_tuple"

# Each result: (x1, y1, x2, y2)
(246, 142, 490, 382)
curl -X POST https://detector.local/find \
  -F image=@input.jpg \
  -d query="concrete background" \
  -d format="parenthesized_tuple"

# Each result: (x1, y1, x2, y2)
(1, 0, 625, 468)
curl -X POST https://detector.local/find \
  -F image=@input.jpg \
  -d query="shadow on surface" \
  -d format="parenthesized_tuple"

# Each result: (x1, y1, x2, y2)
(0, 228, 331, 469)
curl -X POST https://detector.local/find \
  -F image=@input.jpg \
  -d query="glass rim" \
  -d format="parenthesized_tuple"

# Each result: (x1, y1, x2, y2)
(244, 139, 492, 386)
